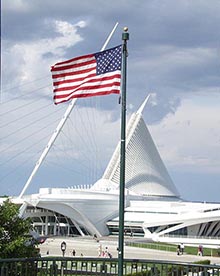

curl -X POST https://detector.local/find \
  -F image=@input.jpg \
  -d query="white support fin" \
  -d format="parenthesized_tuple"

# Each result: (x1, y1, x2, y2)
(98, 94, 180, 198)
(18, 23, 119, 200)
(137, 94, 151, 115)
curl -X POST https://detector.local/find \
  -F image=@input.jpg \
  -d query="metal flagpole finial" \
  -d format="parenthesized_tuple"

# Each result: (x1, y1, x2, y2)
(122, 27, 129, 41)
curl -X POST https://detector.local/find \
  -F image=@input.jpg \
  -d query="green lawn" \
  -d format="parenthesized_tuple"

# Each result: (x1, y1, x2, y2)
(126, 241, 220, 257)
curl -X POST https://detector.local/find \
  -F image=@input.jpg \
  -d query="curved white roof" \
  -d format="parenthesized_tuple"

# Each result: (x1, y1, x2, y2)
(13, 94, 220, 240)
(98, 96, 180, 198)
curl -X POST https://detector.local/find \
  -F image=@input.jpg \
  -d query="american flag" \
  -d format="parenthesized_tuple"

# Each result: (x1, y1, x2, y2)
(51, 45, 122, 105)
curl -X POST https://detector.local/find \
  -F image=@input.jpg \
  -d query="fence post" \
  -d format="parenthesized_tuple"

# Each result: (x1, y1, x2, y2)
(50, 260, 58, 276)
(101, 262, 107, 275)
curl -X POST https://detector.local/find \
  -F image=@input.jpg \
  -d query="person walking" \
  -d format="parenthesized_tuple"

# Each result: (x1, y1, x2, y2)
(177, 244, 181, 255)
(180, 243, 184, 254)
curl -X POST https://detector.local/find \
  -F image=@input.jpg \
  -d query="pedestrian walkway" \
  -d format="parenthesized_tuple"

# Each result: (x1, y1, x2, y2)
(39, 236, 220, 265)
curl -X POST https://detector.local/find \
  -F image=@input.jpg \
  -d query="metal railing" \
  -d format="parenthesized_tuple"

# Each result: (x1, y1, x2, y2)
(0, 257, 220, 275)
(163, 234, 220, 241)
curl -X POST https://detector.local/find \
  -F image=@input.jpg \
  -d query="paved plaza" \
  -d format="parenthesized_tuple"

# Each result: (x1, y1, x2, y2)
(39, 236, 220, 265)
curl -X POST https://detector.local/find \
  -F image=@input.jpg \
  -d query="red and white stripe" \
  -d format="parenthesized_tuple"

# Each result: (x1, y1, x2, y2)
(51, 53, 121, 105)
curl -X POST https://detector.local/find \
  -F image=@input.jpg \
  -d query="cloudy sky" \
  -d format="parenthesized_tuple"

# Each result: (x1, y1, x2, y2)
(1, 0, 220, 202)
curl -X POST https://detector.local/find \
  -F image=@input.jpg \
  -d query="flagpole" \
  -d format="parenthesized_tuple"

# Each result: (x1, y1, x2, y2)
(118, 27, 129, 276)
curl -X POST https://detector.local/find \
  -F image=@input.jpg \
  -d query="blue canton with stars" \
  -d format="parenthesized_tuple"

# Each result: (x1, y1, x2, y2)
(95, 45, 122, 75)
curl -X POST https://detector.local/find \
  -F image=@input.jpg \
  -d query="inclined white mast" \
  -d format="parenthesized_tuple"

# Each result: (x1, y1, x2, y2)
(18, 22, 119, 199)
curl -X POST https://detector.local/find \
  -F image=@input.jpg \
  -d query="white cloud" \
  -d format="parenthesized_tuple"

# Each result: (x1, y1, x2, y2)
(2, 20, 87, 93)
(149, 93, 220, 173)
(149, 93, 158, 106)
(1, 0, 220, 199)
(137, 45, 218, 74)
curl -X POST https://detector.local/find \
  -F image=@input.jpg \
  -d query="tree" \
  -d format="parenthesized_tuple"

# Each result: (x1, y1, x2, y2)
(0, 199, 39, 259)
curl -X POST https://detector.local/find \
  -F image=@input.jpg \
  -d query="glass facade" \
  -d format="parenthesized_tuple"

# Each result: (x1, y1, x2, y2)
(25, 206, 90, 237)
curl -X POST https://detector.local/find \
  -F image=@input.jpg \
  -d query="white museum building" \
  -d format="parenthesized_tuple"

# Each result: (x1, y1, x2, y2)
(11, 97, 220, 247)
